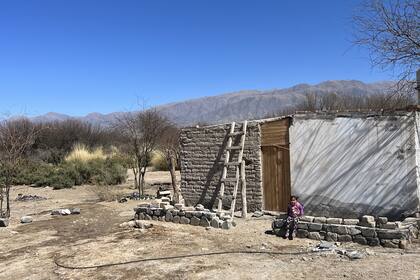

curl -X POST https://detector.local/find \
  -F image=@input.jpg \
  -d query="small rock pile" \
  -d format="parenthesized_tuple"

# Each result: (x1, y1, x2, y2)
(134, 201, 236, 230)
(272, 214, 419, 249)
(16, 194, 47, 202)
(120, 220, 153, 230)
(311, 241, 366, 260)
(119, 192, 156, 203)
(51, 208, 81, 216)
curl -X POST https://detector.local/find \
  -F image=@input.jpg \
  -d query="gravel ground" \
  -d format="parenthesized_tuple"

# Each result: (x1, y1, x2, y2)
(1, 172, 420, 280)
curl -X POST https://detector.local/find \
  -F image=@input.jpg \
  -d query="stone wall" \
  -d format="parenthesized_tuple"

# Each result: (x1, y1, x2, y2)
(272, 215, 419, 249)
(289, 113, 419, 219)
(180, 121, 263, 211)
(134, 202, 235, 230)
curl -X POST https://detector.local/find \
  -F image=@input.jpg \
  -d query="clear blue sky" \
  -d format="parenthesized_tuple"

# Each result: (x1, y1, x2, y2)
(0, 0, 394, 117)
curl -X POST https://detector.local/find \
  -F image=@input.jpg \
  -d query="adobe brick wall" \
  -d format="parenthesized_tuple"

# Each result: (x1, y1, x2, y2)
(180, 121, 263, 212)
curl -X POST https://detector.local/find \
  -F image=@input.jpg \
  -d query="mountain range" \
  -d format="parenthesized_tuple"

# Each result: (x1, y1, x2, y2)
(28, 80, 394, 127)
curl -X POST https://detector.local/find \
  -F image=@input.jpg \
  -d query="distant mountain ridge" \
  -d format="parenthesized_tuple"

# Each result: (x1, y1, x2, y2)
(27, 80, 394, 126)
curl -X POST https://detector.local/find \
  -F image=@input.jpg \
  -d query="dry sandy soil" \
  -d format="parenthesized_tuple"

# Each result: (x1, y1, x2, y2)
(1, 171, 420, 280)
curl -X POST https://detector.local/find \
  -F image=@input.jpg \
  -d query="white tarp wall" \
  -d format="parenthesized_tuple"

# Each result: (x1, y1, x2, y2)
(289, 113, 419, 219)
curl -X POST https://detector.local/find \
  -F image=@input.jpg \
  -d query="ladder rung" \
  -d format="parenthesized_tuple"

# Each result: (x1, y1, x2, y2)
(228, 132, 244, 137)
(227, 146, 241, 150)
(225, 162, 241, 166)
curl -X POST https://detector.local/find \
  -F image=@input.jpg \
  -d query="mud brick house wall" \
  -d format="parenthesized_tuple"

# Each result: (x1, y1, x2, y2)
(180, 121, 263, 212)
(180, 112, 420, 219)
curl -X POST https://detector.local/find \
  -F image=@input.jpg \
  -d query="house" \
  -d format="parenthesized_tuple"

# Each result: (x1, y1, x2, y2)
(179, 111, 420, 219)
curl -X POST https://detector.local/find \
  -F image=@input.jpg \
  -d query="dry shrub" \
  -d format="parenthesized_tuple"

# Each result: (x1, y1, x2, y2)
(91, 185, 124, 202)
(150, 150, 168, 171)
(65, 143, 106, 162)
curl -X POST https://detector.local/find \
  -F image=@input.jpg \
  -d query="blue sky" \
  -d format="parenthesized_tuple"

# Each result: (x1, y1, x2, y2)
(0, 0, 394, 116)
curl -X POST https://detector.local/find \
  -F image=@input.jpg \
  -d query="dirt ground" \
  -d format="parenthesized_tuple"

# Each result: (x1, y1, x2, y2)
(1, 171, 420, 280)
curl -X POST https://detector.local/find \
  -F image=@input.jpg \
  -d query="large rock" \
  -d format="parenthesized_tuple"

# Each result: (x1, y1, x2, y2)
(313, 217, 327, 224)
(70, 208, 81, 215)
(180, 217, 190, 224)
(327, 225, 348, 235)
(342, 219, 359, 225)
(359, 215, 376, 228)
(377, 217, 388, 224)
(296, 229, 308, 238)
(376, 229, 407, 239)
(190, 216, 201, 226)
(360, 227, 377, 238)
(366, 237, 380, 246)
(0, 218, 9, 227)
(326, 218, 342, 224)
(353, 235, 367, 245)
(297, 222, 308, 230)
(300, 216, 314, 223)
(199, 217, 210, 227)
(326, 232, 338, 242)
(210, 217, 220, 228)
(165, 212, 173, 222)
(222, 220, 233, 230)
(308, 223, 323, 231)
(308, 232, 321, 240)
(20, 216, 33, 224)
(347, 226, 362, 236)
(173, 216, 180, 223)
(195, 204, 205, 211)
(381, 240, 399, 248)
(337, 235, 352, 242)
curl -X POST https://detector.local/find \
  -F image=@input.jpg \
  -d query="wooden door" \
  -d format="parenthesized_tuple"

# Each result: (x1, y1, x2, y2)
(261, 119, 291, 212)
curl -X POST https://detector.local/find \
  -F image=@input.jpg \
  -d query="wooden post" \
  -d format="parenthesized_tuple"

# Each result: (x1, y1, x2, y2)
(241, 160, 247, 218)
(218, 122, 235, 213)
(229, 165, 240, 217)
(417, 69, 420, 106)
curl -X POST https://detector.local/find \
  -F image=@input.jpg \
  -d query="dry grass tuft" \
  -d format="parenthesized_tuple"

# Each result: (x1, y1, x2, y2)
(91, 185, 125, 202)
(65, 143, 106, 162)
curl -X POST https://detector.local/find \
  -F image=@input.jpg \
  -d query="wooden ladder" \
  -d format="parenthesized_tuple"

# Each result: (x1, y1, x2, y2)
(217, 120, 248, 219)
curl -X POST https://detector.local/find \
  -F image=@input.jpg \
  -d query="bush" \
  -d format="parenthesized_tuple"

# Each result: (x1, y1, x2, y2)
(11, 156, 127, 189)
(150, 151, 168, 171)
(65, 143, 106, 162)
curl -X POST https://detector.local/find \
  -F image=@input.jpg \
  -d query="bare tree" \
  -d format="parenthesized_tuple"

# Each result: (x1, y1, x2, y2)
(0, 118, 37, 218)
(159, 124, 183, 203)
(116, 109, 169, 196)
(353, 0, 419, 94)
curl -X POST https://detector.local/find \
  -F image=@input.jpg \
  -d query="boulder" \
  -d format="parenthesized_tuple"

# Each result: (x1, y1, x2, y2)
(308, 232, 321, 240)
(70, 208, 81, 215)
(0, 218, 9, 227)
(337, 235, 352, 242)
(296, 229, 308, 238)
(360, 227, 377, 238)
(180, 217, 190, 224)
(347, 226, 362, 236)
(199, 217, 210, 227)
(380, 222, 398, 229)
(359, 215, 376, 228)
(326, 232, 338, 242)
(300, 216, 314, 223)
(342, 219, 359, 225)
(163, 205, 174, 211)
(366, 237, 380, 246)
(174, 203, 184, 210)
(377, 217, 388, 224)
(399, 239, 409, 249)
(252, 211, 264, 218)
(210, 217, 220, 228)
(353, 235, 368, 245)
(193, 211, 203, 218)
(376, 229, 407, 239)
(297, 222, 308, 230)
(195, 204, 205, 211)
(313, 217, 327, 224)
(327, 225, 348, 235)
(326, 218, 342, 224)
(20, 216, 33, 224)
(165, 212, 173, 222)
(173, 216, 180, 223)
(381, 240, 399, 248)
(308, 223, 323, 231)
(222, 220, 233, 230)
(190, 216, 201, 226)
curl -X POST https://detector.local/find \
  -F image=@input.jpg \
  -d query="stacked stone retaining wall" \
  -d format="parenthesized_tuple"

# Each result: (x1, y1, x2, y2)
(272, 215, 419, 249)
